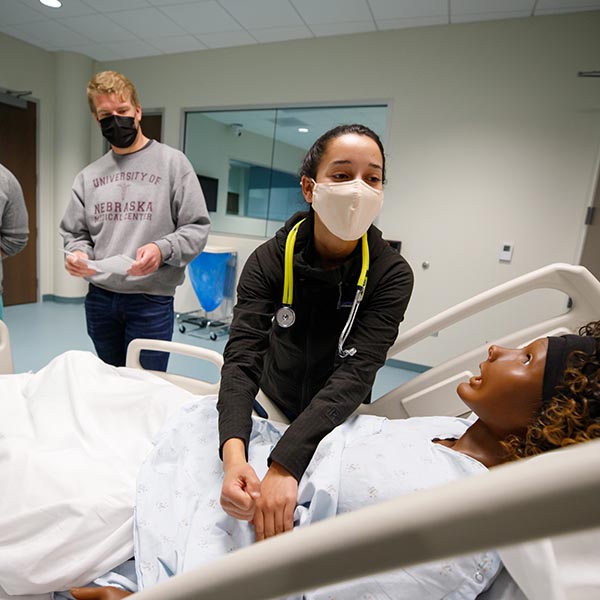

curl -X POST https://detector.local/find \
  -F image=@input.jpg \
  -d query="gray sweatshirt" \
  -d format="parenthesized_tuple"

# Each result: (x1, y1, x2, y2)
(0, 163, 29, 294)
(60, 141, 210, 296)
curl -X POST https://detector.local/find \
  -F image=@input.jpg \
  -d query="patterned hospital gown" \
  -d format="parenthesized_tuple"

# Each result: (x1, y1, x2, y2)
(134, 398, 501, 599)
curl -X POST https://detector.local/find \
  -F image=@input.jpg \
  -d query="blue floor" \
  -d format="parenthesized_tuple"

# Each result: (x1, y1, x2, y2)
(2, 300, 416, 400)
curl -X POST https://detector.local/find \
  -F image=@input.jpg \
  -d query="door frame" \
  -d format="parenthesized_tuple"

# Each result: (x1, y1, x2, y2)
(0, 95, 39, 306)
(578, 138, 600, 280)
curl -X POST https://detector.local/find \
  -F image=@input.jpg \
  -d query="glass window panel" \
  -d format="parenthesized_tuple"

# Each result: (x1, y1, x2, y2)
(184, 109, 277, 236)
(184, 104, 388, 237)
(266, 105, 387, 236)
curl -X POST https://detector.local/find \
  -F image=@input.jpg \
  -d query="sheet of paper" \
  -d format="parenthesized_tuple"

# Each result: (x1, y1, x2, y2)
(64, 250, 135, 275)
(87, 254, 135, 275)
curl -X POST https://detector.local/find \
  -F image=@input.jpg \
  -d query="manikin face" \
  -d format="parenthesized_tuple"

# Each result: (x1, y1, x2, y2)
(92, 92, 141, 125)
(457, 338, 548, 438)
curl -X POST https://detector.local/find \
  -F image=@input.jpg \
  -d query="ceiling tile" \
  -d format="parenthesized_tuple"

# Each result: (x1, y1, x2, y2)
(309, 20, 376, 36)
(147, 0, 206, 5)
(107, 38, 163, 59)
(376, 15, 448, 30)
(196, 29, 258, 48)
(452, 10, 532, 23)
(20, 0, 97, 18)
(0, 0, 598, 62)
(110, 7, 187, 37)
(220, 0, 303, 29)
(80, 0, 152, 11)
(0, 25, 54, 49)
(249, 25, 313, 42)
(149, 34, 209, 53)
(0, 0, 45, 26)
(11, 19, 92, 47)
(451, 0, 535, 15)
(66, 42, 125, 61)
(291, 0, 374, 24)
(160, 2, 243, 34)
(368, 0, 448, 20)
(60, 14, 137, 43)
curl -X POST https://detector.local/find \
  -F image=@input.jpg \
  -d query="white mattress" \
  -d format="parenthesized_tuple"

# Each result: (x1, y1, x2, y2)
(0, 351, 195, 597)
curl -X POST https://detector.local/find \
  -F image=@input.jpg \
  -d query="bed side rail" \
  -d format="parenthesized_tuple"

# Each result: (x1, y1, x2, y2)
(132, 438, 600, 600)
(388, 263, 599, 357)
(0, 320, 14, 375)
(362, 264, 600, 419)
(125, 338, 223, 395)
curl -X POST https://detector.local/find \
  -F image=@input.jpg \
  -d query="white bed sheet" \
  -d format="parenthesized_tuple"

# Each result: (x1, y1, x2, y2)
(0, 351, 195, 598)
(499, 448, 600, 600)
(500, 529, 600, 600)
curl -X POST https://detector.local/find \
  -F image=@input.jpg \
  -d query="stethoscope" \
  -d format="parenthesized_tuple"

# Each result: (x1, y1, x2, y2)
(275, 218, 370, 358)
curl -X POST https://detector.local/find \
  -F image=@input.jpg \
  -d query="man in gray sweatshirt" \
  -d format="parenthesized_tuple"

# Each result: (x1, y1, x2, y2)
(0, 163, 29, 320)
(60, 71, 210, 370)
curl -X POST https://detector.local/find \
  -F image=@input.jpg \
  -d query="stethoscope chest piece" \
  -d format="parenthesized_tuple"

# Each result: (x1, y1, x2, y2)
(276, 305, 296, 328)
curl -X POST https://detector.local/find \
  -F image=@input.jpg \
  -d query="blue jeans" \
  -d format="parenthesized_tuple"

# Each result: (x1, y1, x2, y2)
(85, 284, 174, 371)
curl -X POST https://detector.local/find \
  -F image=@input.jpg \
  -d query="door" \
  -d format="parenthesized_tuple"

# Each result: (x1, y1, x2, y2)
(0, 99, 37, 305)
(580, 164, 600, 280)
(141, 113, 162, 142)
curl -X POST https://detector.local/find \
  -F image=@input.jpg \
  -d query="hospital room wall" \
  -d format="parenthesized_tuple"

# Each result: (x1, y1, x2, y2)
(2, 12, 599, 367)
(0, 36, 94, 302)
(92, 11, 600, 365)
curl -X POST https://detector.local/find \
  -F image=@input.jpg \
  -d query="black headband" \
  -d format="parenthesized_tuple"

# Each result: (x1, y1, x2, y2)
(542, 334, 597, 404)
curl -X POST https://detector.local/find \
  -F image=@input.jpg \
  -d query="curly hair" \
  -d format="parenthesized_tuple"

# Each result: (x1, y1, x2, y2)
(86, 71, 140, 115)
(501, 320, 600, 460)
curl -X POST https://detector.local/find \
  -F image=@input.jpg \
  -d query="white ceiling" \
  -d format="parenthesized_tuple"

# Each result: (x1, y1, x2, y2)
(0, 0, 599, 61)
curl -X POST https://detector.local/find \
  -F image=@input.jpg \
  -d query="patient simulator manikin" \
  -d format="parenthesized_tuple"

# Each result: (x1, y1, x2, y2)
(62, 322, 600, 599)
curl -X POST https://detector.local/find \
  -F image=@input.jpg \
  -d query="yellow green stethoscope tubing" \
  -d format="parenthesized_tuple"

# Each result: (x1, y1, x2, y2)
(281, 218, 370, 306)
(282, 219, 305, 305)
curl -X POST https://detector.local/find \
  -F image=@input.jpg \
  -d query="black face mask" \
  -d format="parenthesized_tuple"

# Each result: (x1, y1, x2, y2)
(100, 114, 138, 149)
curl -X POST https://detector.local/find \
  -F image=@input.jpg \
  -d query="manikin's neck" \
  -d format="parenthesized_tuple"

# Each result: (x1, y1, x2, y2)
(435, 419, 508, 468)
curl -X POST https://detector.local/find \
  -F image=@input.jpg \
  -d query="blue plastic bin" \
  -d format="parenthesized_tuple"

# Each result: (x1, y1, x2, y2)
(188, 246, 236, 313)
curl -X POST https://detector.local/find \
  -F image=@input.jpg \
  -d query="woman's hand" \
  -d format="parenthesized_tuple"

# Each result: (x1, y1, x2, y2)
(220, 438, 261, 520)
(71, 587, 132, 600)
(220, 461, 262, 520)
(253, 461, 298, 541)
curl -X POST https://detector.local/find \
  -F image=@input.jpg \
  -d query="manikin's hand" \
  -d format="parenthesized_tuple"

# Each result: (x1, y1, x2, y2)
(253, 461, 298, 541)
(128, 243, 162, 276)
(220, 461, 262, 521)
(65, 250, 97, 277)
(71, 587, 132, 600)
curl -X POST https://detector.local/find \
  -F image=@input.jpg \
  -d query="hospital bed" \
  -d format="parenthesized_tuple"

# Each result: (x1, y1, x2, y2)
(0, 319, 13, 375)
(1, 262, 599, 598)
(121, 262, 600, 600)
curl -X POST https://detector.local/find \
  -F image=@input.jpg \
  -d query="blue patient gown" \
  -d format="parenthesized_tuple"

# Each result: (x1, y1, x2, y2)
(134, 399, 501, 599)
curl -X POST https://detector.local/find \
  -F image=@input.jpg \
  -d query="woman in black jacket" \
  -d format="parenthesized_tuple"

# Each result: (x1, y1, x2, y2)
(218, 124, 414, 540)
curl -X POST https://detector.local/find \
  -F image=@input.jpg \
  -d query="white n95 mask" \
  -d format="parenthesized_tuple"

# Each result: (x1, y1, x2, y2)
(311, 178, 384, 241)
